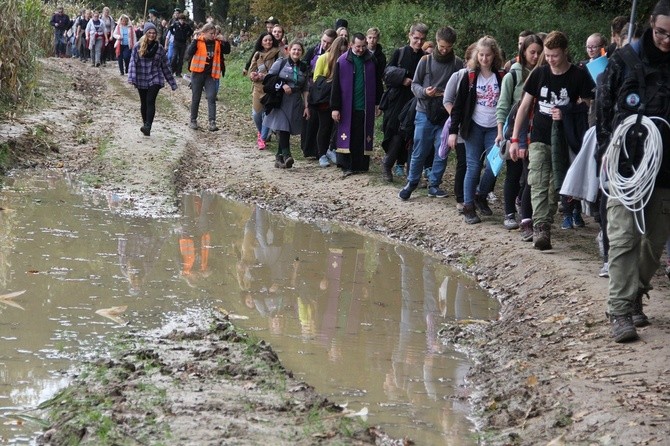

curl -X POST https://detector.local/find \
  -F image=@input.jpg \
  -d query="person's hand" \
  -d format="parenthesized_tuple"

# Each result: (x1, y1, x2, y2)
(551, 107, 562, 121)
(375, 105, 381, 117)
(518, 147, 527, 160)
(332, 110, 340, 122)
(509, 141, 519, 161)
(425, 86, 437, 97)
(282, 84, 292, 95)
(495, 131, 503, 146)
(303, 106, 310, 119)
(242, 69, 248, 76)
(448, 134, 457, 150)
(402, 77, 412, 87)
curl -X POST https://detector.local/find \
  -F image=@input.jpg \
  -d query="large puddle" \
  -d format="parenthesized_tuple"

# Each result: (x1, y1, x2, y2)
(0, 171, 498, 444)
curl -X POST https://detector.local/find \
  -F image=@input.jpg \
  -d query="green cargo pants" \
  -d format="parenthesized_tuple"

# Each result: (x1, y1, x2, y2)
(528, 141, 558, 226)
(607, 188, 670, 315)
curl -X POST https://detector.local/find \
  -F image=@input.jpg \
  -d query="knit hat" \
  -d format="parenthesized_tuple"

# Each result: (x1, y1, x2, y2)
(335, 18, 348, 29)
(144, 22, 157, 33)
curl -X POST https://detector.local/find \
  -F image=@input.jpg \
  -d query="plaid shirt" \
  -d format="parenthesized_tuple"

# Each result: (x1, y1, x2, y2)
(128, 43, 177, 90)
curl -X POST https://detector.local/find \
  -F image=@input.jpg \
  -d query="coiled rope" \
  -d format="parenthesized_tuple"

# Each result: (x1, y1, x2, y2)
(600, 114, 669, 234)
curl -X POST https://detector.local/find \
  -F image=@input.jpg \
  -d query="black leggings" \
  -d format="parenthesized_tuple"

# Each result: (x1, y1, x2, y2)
(504, 158, 524, 215)
(278, 130, 291, 156)
(316, 108, 334, 158)
(138, 85, 161, 126)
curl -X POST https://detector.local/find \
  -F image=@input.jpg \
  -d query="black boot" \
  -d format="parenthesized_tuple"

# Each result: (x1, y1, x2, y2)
(381, 156, 393, 182)
(282, 149, 294, 168)
(140, 123, 151, 136)
(274, 154, 285, 168)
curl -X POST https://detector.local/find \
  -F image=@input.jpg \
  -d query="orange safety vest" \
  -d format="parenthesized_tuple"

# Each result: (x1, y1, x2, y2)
(189, 37, 221, 79)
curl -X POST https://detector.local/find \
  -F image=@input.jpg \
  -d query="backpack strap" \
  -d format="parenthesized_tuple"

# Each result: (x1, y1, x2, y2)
(468, 70, 476, 89)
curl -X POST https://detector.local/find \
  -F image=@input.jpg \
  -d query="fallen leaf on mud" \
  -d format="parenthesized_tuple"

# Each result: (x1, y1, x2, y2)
(0, 290, 26, 310)
(344, 406, 368, 419)
(546, 433, 565, 446)
(572, 410, 589, 421)
(541, 314, 566, 324)
(312, 431, 336, 439)
(526, 375, 538, 387)
(95, 306, 128, 325)
(572, 353, 593, 362)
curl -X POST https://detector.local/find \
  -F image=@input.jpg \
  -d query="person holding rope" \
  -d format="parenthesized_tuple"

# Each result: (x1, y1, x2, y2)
(596, 0, 670, 342)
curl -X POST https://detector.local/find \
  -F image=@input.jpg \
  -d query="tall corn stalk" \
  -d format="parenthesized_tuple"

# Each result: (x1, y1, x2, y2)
(0, 0, 51, 111)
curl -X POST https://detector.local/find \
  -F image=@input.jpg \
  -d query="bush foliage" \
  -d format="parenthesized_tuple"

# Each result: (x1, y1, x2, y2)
(0, 0, 51, 111)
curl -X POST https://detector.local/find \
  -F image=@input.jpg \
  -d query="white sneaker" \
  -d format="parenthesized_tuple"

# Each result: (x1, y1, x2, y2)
(326, 149, 337, 164)
(318, 155, 329, 167)
(599, 262, 609, 278)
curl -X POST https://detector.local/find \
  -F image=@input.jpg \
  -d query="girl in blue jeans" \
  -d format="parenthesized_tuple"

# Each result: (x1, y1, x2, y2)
(448, 36, 504, 224)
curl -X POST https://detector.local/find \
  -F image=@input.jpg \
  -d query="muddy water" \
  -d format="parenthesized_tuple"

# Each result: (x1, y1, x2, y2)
(0, 171, 498, 444)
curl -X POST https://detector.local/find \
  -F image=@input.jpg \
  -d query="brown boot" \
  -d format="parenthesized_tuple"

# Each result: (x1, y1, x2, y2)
(533, 223, 552, 250)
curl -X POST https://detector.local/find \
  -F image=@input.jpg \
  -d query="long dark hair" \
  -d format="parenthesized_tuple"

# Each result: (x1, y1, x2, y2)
(518, 34, 544, 69)
(252, 31, 279, 53)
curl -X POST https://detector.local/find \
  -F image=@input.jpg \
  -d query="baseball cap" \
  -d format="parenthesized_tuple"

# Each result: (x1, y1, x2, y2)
(264, 16, 279, 25)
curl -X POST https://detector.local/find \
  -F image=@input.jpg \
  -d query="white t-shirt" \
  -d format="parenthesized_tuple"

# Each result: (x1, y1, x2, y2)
(472, 72, 499, 128)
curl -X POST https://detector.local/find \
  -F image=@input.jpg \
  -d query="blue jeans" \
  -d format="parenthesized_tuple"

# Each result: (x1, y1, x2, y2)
(54, 28, 66, 56)
(252, 108, 270, 140)
(407, 111, 447, 187)
(463, 122, 497, 206)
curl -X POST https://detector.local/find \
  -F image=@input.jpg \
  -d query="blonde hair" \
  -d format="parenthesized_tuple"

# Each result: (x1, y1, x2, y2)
(325, 36, 349, 79)
(467, 35, 504, 72)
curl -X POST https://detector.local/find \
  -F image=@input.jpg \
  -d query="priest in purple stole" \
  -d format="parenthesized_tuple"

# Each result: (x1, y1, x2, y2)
(330, 33, 383, 177)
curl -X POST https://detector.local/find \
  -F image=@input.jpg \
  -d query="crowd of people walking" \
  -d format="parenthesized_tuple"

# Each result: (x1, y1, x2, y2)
(50, 2, 670, 344)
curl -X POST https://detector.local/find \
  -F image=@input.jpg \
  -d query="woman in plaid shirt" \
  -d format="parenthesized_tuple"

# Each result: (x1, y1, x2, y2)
(128, 22, 177, 136)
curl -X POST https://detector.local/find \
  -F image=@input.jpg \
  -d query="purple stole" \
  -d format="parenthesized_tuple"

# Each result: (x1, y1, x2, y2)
(335, 51, 377, 155)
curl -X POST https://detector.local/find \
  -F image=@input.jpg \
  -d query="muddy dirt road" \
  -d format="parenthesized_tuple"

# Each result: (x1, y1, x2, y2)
(4, 57, 670, 445)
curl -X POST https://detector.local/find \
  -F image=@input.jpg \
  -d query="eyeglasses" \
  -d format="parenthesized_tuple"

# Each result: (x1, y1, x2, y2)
(653, 27, 670, 41)
(585, 45, 602, 50)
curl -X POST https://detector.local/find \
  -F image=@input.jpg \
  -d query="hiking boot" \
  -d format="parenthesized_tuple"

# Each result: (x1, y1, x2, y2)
(632, 291, 650, 327)
(319, 155, 329, 167)
(474, 194, 493, 216)
(427, 186, 448, 198)
(573, 211, 585, 227)
(189, 120, 198, 129)
(274, 155, 285, 168)
(394, 164, 406, 177)
(284, 156, 294, 169)
(504, 213, 519, 230)
(140, 124, 151, 136)
(456, 203, 465, 215)
(381, 161, 393, 182)
(208, 120, 219, 132)
(609, 314, 639, 343)
(257, 132, 266, 150)
(398, 182, 417, 201)
(561, 215, 574, 229)
(463, 204, 481, 225)
(533, 223, 552, 251)
(599, 262, 609, 278)
(520, 220, 533, 242)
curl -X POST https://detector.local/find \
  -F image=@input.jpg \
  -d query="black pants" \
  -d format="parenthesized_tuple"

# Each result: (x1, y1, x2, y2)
(171, 41, 187, 76)
(453, 142, 466, 203)
(316, 108, 333, 158)
(138, 85, 161, 127)
(504, 158, 524, 215)
(278, 131, 291, 157)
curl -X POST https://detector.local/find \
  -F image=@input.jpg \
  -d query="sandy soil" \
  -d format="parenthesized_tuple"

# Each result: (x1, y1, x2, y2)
(4, 57, 670, 445)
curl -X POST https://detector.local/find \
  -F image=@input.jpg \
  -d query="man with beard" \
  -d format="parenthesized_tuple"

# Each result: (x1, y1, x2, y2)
(399, 27, 462, 200)
(330, 33, 383, 177)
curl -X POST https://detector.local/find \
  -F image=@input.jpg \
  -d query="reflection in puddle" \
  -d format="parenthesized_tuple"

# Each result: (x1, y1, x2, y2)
(0, 171, 498, 444)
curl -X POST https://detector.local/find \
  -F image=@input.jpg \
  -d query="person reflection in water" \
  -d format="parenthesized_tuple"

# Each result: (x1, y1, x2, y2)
(235, 206, 297, 335)
(178, 193, 213, 287)
(117, 223, 164, 296)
